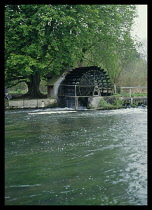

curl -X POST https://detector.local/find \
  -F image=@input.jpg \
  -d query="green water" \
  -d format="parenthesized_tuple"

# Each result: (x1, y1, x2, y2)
(5, 108, 147, 205)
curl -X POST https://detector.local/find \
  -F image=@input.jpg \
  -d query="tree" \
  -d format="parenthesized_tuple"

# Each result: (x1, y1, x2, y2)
(81, 5, 139, 83)
(5, 4, 138, 98)
(117, 55, 147, 87)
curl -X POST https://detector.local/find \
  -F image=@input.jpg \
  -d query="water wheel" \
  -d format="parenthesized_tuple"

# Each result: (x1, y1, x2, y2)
(59, 66, 113, 108)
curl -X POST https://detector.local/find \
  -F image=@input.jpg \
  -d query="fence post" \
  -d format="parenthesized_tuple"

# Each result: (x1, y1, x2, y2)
(120, 87, 122, 96)
(129, 88, 132, 98)
(75, 97, 78, 110)
(114, 84, 116, 94)
(75, 85, 78, 110)
(75, 85, 77, 97)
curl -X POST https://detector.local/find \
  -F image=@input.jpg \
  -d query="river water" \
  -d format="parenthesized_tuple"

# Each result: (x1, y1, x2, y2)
(5, 107, 147, 205)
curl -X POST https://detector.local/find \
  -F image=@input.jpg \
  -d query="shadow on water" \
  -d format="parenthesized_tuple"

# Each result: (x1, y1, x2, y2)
(5, 107, 147, 205)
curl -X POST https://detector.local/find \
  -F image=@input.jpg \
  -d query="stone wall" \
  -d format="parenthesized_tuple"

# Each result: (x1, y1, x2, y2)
(88, 96, 116, 108)
(8, 98, 57, 109)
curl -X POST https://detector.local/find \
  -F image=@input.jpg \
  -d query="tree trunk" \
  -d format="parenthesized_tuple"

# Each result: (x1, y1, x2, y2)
(24, 71, 45, 98)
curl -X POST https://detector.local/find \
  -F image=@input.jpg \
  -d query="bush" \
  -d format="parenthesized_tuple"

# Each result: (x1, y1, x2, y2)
(98, 97, 124, 109)
(113, 98, 124, 107)
(98, 98, 113, 108)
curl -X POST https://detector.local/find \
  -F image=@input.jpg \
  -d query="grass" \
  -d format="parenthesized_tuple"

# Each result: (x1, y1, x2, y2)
(9, 90, 47, 95)
(98, 98, 113, 108)
(114, 93, 147, 97)
(98, 98, 124, 109)
(9, 90, 27, 94)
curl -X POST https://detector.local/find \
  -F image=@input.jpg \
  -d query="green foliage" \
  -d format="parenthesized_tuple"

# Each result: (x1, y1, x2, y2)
(98, 97, 124, 109)
(81, 5, 138, 83)
(5, 4, 138, 95)
(113, 98, 124, 107)
(9, 89, 26, 95)
(117, 57, 147, 87)
(120, 92, 147, 97)
(131, 103, 138, 108)
(98, 98, 113, 108)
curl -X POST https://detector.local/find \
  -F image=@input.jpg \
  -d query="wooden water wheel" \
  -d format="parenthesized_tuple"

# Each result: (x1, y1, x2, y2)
(60, 66, 113, 97)
(58, 66, 113, 108)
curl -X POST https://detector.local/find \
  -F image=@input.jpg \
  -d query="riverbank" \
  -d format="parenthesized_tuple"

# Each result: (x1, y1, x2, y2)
(93, 96, 147, 110)
(5, 96, 147, 110)
(5, 98, 58, 109)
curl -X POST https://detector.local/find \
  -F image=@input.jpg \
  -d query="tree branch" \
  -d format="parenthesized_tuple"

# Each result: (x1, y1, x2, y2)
(5, 76, 27, 82)
(5, 80, 28, 88)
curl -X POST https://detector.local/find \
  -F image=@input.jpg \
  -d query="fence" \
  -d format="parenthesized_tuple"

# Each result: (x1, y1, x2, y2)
(119, 87, 147, 97)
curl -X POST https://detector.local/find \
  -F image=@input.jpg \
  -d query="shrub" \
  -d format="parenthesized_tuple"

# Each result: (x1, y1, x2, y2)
(113, 98, 124, 108)
(98, 98, 113, 108)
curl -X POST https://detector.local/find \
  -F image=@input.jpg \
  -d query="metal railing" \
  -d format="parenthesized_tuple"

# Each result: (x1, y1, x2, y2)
(120, 86, 147, 97)
(59, 84, 147, 98)
(59, 83, 114, 97)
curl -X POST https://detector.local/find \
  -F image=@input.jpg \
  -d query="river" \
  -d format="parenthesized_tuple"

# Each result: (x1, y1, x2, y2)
(5, 107, 147, 205)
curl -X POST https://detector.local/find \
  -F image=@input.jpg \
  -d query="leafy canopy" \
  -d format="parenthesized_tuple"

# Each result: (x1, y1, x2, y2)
(5, 4, 138, 88)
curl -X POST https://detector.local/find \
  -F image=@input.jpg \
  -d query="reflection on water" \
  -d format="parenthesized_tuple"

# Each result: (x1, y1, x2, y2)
(5, 107, 147, 205)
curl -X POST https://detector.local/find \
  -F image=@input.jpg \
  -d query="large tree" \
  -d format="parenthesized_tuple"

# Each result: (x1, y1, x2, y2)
(5, 4, 138, 98)
(81, 5, 138, 83)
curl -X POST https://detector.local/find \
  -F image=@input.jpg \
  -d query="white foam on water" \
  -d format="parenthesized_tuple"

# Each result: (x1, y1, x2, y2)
(6, 184, 42, 188)
(98, 107, 147, 116)
(29, 111, 77, 115)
